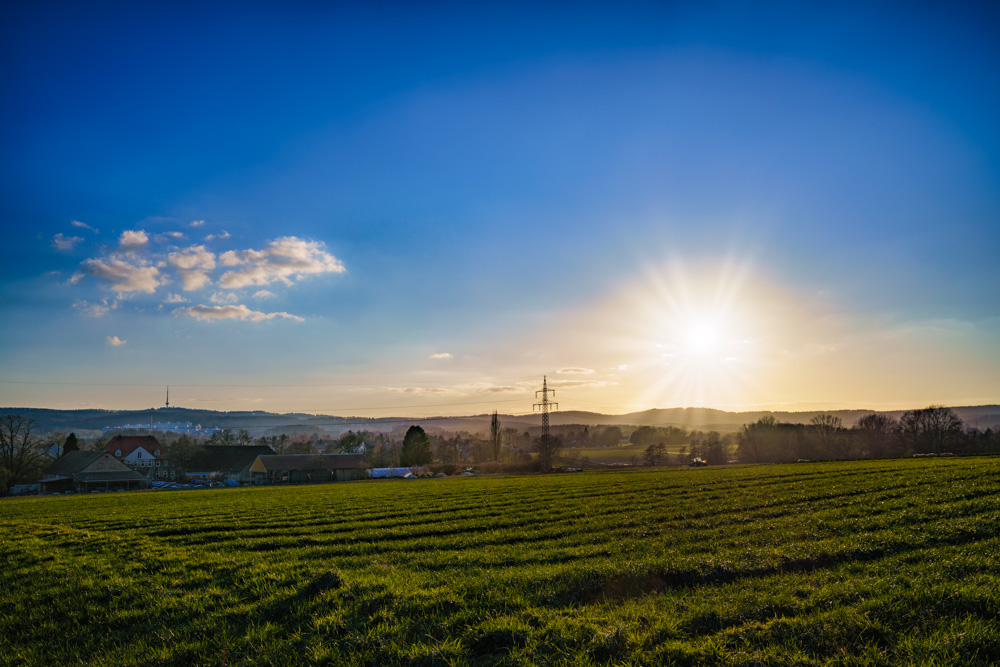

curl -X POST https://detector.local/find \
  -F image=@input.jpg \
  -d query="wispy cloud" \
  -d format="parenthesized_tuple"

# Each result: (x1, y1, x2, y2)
(73, 297, 119, 318)
(557, 367, 595, 375)
(253, 290, 275, 300)
(381, 386, 458, 396)
(218, 236, 345, 288)
(178, 304, 305, 322)
(81, 257, 163, 293)
(190, 220, 205, 227)
(106, 336, 126, 347)
(205, 230, 230, 242)
(118, 229, 149, 249)
(70, 220, 97, 232)
(154, 231, 186, 243)
(209, 291, 239, 305)
(163, 293, 188, 304)
(481, 385, 523, 394)
(548, 379, 613, 389)
(430, 352, 453, 359)
(52, 233, 83, 251)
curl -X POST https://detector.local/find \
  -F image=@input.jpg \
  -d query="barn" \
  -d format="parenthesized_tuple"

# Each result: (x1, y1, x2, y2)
(41, 451, 147, 493)
(250, 454, 369, 485)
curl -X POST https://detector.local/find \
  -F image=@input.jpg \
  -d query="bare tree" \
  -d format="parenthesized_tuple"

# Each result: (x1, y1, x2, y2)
(0, 415, 46, 495)
(853, 413, 899, 458)
(810, 413, 848, 458)
(900, 406, 963, 454)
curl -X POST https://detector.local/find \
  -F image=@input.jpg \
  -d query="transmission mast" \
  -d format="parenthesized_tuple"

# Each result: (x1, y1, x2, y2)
(534, 376, 558, 441)
(165, 386, 170, 409)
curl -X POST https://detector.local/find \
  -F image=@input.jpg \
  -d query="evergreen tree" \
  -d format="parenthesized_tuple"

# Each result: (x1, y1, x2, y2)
(400, 425, 433, 466)
(490, 411, 501, 461)
(63, 432, 79, 455)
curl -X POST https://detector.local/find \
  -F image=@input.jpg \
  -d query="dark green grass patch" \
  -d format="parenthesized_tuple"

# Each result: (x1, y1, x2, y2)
(2, 458, 999, 665)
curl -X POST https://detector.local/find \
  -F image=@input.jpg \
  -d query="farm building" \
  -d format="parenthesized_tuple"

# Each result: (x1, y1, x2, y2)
(40, 451, 147, 493)
(184, 445, 275, 484)
(250, 454, 369, 485)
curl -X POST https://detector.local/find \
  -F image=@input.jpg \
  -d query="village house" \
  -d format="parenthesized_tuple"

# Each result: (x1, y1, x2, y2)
(250, 453, 369, 485)
(40, 451, 147, 493)
(105, 434, 177, 480)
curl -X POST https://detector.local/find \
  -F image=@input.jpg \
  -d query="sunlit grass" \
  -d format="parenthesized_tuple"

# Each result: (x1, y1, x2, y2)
(2, 458, 998, 664)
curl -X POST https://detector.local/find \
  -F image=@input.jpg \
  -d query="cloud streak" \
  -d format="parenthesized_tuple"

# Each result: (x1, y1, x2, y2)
(106, 336, 126, 347)
(71, 220, 97, 232)
(178, 304, 305, 322)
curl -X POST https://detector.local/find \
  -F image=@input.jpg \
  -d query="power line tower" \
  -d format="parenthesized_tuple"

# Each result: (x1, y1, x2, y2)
(534, 376, 559, 470)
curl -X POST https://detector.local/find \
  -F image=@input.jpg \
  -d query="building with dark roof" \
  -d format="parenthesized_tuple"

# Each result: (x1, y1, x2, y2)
(183, 445, 276, 483)
(250, 454, 369, 485)
(41, 451, 147, 493)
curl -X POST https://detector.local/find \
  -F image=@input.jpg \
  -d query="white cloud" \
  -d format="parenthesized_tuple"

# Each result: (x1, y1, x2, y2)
(481, 385, 523, 394)
(167, 245, 215, 270)
(430, 352, 453, 359)
(557, 367, 595, 375)
(52, 233, 83, 251)
(73, 298, 119, 318)
(71, 220, 97, 232)
(164, 293, 188, 304)
(106, 336, 126, 347)
(218, 236, 345, 289)
(190, 220, 205, 227)
(209, 291, 239, 305)
(253, 290, 275, 300)
(167, 245, 215, 291)
(205, 230, 231, 242)
(118, 230, 149, 249)
(81, 257, 163, 293)
(178, 304, 305, 322)
(178, 271, 210, 290)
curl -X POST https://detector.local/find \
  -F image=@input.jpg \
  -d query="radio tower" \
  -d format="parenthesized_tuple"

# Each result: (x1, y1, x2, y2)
(534, 376, 559, 470)
(165, 387, 169, 409)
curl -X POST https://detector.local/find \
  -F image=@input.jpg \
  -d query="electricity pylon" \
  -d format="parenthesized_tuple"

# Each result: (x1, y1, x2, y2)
(534, 376, 559, 470)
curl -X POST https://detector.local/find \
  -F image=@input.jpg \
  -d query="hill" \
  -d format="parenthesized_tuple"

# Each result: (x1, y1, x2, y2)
(2, 404, 997, 436)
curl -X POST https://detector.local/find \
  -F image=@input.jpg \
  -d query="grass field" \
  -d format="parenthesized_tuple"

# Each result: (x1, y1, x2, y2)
(2, 458, 999, 665)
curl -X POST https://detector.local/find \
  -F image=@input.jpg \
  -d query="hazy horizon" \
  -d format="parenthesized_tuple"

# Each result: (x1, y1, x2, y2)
(2, 3, 998, 417)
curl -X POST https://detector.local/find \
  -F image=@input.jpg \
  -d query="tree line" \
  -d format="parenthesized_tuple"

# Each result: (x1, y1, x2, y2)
(734, 406, 999, 464)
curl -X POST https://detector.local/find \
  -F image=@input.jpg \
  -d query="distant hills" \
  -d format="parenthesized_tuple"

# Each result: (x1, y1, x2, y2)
(3, 404, 998, 438)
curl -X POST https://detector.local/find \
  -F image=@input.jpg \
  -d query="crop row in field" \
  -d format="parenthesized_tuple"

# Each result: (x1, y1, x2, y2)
(2, 457, 999, 665)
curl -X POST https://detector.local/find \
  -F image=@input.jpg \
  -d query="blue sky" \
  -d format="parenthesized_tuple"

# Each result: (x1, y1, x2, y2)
(2, 2, 998, 415)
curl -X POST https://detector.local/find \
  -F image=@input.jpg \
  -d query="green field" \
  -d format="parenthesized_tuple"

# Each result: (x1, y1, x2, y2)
(562, 443, 658, 465)
(2, 458, 999, 665)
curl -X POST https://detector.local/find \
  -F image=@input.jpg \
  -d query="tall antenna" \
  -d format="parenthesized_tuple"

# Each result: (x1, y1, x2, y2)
(165, 386, 170, 409)
(534, 376, 559, 470)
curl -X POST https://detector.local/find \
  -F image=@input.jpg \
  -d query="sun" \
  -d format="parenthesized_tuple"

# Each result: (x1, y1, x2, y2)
(608, 256, 764, 409)
(685, 323, 720, 356)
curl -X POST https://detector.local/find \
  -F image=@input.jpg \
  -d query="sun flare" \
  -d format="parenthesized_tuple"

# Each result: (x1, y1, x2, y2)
(685, 323, 720, 356)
